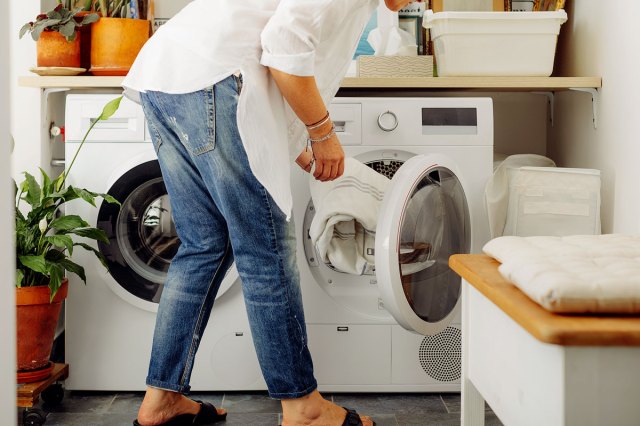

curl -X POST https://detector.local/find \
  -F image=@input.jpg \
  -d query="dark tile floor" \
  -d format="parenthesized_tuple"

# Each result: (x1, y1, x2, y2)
(18, 391, 504, 426)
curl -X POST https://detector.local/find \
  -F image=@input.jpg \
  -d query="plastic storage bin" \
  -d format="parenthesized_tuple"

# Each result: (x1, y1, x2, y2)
(504, 167, 601, 237)
(423, 10, 568, 76)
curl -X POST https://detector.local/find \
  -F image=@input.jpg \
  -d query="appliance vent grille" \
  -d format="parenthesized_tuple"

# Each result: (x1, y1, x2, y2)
(365, 160, 404, 180)
(419, 326, 461, 382)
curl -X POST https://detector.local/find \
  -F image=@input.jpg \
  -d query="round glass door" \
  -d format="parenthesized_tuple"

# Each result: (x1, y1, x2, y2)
(376, 154, 470, 335)
(97, 160, 238, 312)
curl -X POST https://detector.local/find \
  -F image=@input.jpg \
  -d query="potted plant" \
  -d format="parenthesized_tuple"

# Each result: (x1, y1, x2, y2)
(19, 1, 99, 70)
(15, 97, 122, 384)
(89, 0, 151, 76)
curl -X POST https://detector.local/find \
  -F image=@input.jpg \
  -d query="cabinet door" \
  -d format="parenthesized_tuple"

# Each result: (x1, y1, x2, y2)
(307, 324, 391, 385)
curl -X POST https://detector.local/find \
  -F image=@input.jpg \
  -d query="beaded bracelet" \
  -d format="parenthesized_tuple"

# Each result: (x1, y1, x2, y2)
(308, 124, 336, 145)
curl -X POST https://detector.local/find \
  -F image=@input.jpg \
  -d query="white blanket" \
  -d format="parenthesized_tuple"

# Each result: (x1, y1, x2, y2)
(483, 234, 640, 313)
(309, 158, 391, 275)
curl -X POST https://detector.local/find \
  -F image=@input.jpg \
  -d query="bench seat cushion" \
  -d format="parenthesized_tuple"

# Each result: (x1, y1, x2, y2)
(483, 235, 640, 313)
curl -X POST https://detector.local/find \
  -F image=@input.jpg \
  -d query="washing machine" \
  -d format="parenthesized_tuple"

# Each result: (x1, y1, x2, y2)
(64, 94, 264, 391)
(292, 96, 494, 392)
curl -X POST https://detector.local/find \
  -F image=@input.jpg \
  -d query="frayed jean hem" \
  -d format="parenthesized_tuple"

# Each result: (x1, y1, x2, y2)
(269, 381, 318, 400)
(146, 378, 191, 395)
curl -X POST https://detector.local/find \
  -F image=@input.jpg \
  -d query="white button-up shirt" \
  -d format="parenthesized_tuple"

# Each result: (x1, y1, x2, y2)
(123, 0, 377, 218)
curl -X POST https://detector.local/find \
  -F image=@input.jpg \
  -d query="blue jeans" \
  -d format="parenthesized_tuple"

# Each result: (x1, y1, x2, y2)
(140, 75, 317, 399)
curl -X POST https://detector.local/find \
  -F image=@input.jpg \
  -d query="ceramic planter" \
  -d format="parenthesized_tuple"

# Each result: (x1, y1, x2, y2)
(90, 17, 150, 76)
(36, 31, 81, 68)
(16, 279, 68, 384)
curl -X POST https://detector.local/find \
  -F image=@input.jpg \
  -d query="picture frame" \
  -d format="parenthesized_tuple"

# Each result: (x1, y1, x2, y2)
(534, 0, 565, 11)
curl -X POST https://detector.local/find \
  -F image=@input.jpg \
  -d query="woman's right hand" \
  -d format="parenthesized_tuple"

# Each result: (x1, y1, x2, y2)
(309, 134, 344, 182)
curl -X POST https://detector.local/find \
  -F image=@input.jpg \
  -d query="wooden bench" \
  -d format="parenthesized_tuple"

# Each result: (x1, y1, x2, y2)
(449, 254, 640, 426)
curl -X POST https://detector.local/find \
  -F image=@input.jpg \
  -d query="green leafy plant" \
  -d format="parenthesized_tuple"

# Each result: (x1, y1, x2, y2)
(15, 97, 123, 300)
(19, 1, 99, 42)
(95, 0, 129, 18)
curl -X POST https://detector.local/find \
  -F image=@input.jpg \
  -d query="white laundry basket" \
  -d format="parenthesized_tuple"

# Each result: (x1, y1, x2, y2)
(503, 167, 601, 237)
(423, 10, 568, 76)
(486, 154, 601, 238)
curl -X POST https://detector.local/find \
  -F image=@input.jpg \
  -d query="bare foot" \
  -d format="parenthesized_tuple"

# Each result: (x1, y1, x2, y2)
(281, 390, 374, 426)
(136, 387, 226, 426)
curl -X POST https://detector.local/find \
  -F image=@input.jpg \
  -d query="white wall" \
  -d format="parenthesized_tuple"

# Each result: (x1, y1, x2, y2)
(2, 2, 16, 426)
(551, 0, 640, 233)
(11, 1, 42, 180)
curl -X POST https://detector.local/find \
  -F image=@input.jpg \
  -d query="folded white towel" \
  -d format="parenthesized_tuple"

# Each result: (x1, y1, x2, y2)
(309, 158, 391, 275)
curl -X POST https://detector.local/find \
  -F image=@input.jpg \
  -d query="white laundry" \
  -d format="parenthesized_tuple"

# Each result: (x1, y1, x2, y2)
(483, 234, 640, 313)
(309, 158, 390, 275)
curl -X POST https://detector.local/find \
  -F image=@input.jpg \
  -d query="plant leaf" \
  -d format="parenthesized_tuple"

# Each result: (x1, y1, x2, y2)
(40, 168, 53, 198)
(47, 10, 62, 20)
(74, 188, 97, 207)
(47, 263, 65, 301)
(23, 172, 42, 206)
(18, 255, 48, 274)
(59, 259, 86, 283)
(53, 172, 66, 192)
(101, 193, 121, 205)
(50, 215, 90, 231)
(45, 235, 74, 254)
(80, 13, 99, 25)
(16, 269, 24, 287)
(99, 96, 123, 121)
(59, 20, 77, 39)
(30, 21, 55, 41)
(19, 23, 32, 39)
(45, 249, 66, 262)
(74, 242, 109, 268)
(70, 227, 109, 244)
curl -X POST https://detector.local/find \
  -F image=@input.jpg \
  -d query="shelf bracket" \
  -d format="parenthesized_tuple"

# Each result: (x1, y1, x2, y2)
(42, 87, 71, 141)
(532, 91, 555, 127)
(570, 87, 600, 129)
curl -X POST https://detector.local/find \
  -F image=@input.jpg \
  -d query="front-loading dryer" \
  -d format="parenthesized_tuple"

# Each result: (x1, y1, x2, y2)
(292, 97, 494, 392)
(64, 94, 264, 391)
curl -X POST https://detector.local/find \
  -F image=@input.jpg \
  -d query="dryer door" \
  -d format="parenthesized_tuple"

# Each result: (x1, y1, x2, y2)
(376, 154, 470, 335)
(97, 160, 238, 312)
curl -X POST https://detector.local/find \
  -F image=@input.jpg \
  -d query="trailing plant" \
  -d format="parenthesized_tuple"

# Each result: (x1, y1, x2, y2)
(19, 2, 99, 42)
(15, 97, 123, 300)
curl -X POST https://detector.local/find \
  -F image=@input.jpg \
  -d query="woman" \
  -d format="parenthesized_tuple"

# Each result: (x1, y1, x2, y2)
(123, 1, 416, 425)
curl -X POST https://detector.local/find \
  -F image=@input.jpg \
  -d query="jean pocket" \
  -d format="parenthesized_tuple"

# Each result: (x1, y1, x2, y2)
(186, 86, 216, 156)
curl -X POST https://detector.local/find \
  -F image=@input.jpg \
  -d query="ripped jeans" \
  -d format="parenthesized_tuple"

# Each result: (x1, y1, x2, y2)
(140, 75, 317, 399)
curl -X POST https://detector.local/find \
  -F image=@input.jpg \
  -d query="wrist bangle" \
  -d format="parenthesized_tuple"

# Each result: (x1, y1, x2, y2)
(305, 112, 330, 131)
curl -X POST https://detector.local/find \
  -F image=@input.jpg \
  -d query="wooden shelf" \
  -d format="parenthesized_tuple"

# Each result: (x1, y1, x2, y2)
(19, 75, 602, 90)
(341, 76, 601, 90)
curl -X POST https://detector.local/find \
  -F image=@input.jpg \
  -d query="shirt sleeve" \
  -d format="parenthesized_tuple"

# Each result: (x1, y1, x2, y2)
(260, 0, 361, 76)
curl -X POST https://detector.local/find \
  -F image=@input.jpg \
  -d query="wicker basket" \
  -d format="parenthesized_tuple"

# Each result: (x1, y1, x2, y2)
(356, 55, 434, 78)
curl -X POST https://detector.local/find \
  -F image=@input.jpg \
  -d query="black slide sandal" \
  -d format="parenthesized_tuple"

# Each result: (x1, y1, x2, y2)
(133, 400, 227, 426)
(342, 407, 376, 426)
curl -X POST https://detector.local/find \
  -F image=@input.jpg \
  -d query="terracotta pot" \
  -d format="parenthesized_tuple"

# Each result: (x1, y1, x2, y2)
(75, 11, 100, 72)
(16, 279, 69, 378)
(37, 31, 81, 68)
(90, 17, 150, 76)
